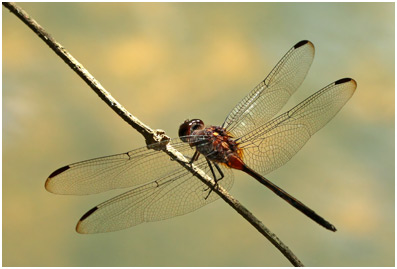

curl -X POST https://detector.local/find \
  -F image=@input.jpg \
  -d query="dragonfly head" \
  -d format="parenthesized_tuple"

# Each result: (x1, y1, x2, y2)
(179, 119, 205, 142)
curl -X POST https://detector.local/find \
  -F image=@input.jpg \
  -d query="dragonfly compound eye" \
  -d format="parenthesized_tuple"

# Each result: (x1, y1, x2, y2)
(178, 119, 204, 142)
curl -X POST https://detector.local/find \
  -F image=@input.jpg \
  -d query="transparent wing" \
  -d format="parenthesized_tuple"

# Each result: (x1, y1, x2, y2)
(45, 139, 199, 195)
(45, 137, 234, 233)
(238, 78, 357, 176)
(223, 40, 315, 138)
(76, 155, 234, 234)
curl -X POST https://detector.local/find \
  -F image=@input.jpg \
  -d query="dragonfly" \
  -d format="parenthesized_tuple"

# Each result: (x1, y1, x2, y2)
(45, 40, 356, 234)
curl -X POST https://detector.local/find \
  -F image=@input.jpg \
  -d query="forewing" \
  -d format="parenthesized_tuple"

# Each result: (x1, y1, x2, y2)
(223, 40, 315, 138)
(76, 155, 234, 233)
(238, 78, 357, 176)
(45, 139, 197, 195)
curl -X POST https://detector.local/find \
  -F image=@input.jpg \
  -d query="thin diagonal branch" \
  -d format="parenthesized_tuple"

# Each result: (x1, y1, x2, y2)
(3, 2, 304, 266)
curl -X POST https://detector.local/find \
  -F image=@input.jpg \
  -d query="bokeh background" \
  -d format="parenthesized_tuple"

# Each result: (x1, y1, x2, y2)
(3, 2, 394, 266)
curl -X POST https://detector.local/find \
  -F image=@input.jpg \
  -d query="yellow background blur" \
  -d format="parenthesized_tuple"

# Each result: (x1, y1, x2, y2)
(3, 2, 394, 266)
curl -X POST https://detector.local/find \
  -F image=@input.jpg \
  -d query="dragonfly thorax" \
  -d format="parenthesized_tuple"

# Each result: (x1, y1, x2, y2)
(194, 125, 242, 165)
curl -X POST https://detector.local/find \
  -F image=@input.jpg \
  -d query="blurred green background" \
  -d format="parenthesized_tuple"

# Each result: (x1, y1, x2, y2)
(3, 2, 394, 266)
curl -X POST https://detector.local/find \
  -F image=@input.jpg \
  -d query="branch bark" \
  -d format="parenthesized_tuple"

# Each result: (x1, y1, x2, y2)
(3, 2, 304, 266)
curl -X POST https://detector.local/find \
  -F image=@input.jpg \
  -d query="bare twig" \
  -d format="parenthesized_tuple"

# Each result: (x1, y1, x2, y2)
(3, 2, 304, 266)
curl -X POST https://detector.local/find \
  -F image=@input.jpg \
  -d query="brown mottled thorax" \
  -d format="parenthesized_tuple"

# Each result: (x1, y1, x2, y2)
(192, 126, 244, 168)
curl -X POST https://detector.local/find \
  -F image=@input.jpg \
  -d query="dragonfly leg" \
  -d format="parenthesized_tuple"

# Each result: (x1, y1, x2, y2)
(189, 150, 200, 164)
(187, 151, 224, 200)
(203, 160, 224, 199)
(214, 162, 225, 181)
(184, 150, 202, 179)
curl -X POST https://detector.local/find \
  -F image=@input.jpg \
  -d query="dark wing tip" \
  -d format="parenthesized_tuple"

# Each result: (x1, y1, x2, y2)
(48, 165, 70, 179)
(45, 165, 71, 192)
(294, 40, 311, 49)
(335, 78, 357, 91)
(80, 206, 98, 222)
(335, 77, 353, 85)
(76, 206, 98, 234)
